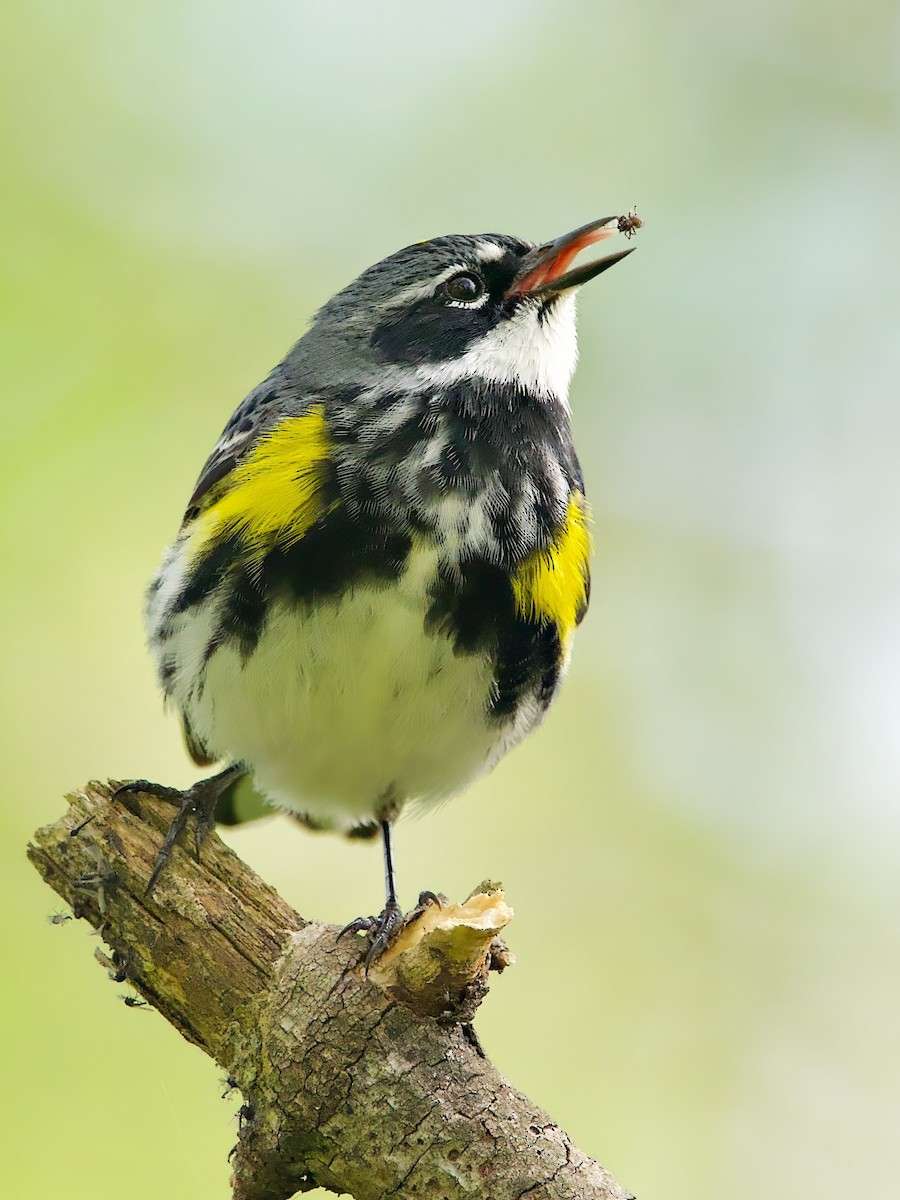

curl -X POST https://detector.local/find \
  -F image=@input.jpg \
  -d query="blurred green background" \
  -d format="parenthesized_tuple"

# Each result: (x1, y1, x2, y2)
(2, 2, 898, 1198)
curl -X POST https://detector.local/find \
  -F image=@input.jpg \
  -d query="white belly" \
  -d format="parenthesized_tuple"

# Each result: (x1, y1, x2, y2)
(177, 545, 507, 827)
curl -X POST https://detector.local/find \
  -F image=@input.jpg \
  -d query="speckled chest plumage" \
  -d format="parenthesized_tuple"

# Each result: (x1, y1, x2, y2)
(146, 366, 587, 828)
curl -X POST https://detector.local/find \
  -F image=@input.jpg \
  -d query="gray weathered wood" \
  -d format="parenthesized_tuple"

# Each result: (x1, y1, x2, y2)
(28, 780, 632, 1200)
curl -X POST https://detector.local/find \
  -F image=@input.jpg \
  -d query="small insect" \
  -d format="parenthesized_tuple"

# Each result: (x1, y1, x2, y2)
(73, 850, 117, 916)
(46, 910, 73, 926)
(221, 1075, 239, 1099)
(617, 208, 643, 239)
(109, 949, 129, 983)
(69, 813, 96, 837)
(119, 994, 148, 1009)
(95, 946, 129, 982)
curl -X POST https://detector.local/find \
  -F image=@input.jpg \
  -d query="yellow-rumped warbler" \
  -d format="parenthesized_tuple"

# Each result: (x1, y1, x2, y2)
(122, 215, 639, 962)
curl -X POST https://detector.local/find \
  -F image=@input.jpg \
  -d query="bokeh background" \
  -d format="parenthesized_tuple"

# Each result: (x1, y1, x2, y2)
(2, 2, 898, 1198)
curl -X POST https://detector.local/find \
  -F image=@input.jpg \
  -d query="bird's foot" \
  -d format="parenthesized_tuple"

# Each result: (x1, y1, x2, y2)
(339, 899, 404, 971)
(339, 890, 441, 971)
(113, 765, 242, 892)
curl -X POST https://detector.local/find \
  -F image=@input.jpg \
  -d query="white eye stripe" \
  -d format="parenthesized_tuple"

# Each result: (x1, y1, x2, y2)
(435, 263, 472, 286)
(474, 240, 505, 263)
(389, 263, 475, 307)
(445, 291, 490, 310)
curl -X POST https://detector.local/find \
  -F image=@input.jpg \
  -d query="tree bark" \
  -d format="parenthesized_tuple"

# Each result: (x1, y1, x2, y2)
(28, 780, 632, 1200)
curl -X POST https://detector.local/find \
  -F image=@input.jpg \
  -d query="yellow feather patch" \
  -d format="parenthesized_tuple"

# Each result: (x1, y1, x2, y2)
(191, 405, 334, 565)
(511, 493, 592, 639)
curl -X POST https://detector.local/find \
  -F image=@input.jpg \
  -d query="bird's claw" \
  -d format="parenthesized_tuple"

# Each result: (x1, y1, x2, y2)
(338, 914, 378, 939)
(114, 778, 183, 804)
(113, 774, 229, 893)
(338, 898, 404, 971)
(338, 891, 442, 971)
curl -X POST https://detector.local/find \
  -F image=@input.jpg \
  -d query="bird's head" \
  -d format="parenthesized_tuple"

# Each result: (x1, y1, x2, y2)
(300, 217, 636, 404)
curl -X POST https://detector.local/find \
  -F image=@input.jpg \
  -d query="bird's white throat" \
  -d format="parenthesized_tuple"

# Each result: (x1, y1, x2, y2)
(413, 293, 578, 406)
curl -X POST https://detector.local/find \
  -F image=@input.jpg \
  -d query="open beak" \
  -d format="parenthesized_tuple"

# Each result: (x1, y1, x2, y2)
(509, 215, 637, 298)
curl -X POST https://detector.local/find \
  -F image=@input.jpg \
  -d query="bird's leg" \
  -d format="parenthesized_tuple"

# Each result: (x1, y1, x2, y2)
(373, 817, 404, 959)
(114, 764, 246, 892)
(339, 819, 402, 968)
(339, 820, 442, 969)
(339, 819, 405, 969)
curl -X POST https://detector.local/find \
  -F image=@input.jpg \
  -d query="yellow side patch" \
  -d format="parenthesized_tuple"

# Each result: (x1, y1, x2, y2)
(511, 493, 592, 639)
(191, 404, 334, 566)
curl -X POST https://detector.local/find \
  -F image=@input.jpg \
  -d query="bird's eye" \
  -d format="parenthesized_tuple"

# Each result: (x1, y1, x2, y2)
(444, 273, 485, 304)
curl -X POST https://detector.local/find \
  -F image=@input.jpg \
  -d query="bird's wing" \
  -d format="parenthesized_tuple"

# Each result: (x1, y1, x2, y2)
(181, 710, 217, 767)
(182, 370, 301, 521)
(169, 372, 329, 770)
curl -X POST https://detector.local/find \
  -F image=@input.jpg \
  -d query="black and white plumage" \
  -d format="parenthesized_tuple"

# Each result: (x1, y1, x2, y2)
(134, 218, 637, 952)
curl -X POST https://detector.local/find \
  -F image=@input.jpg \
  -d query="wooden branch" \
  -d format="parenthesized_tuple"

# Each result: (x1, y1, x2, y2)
(28, 781, 632, 1200)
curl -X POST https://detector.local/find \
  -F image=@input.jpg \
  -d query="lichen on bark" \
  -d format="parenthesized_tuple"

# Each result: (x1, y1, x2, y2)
(28, 780, 631, 1200)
